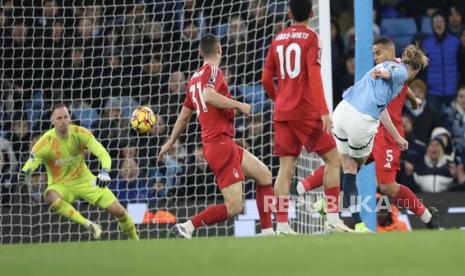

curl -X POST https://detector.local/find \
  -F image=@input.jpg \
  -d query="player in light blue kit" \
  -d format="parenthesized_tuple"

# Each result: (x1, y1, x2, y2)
(332, 45, 429, 231)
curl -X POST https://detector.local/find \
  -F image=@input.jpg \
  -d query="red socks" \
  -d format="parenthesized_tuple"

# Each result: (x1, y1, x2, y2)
(275, 196, 289, 223)
(393, 184, 426, 217)
(324, 186, 340, 213)
(191, 204, 229, 228)
(302, 165, 325, 192)
(256, 184, 274, 229)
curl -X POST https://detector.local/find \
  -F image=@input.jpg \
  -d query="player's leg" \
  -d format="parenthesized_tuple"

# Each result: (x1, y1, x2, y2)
(378, 180, 438, 229)
(44, 187, 99, 238)
(105, 201, 140, 240)
(77, 181, 139, 240)
(173, 182, 242, 239)
(273, 121, 301, 234)
(240, 149, 274, 235)
(173, 139, 245, 239)
(340, 153, 364, 226)
(293, 165, 325, 195)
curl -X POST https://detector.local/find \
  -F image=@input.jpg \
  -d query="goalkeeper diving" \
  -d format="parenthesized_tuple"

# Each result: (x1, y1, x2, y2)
(20, 103, 139, 240)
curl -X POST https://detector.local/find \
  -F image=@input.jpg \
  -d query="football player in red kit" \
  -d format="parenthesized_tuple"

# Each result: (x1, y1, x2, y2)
(159, 34, 275, 238)
(262, 0, 351, 233)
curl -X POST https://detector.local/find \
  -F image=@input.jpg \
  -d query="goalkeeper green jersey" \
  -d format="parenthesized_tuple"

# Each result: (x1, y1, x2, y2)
(22, 125, 111, 187)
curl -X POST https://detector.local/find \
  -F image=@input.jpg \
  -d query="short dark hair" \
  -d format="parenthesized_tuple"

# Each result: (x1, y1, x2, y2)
(431, 11, 446, 21)
(374, 37, 394, 48)
(51, 102, 68, 114)
(199, 34, 219, 58)
(289, 0, 313, 22)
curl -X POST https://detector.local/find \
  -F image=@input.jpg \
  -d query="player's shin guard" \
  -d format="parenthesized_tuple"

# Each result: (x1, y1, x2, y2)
(191, 204, 229, 228)
(342, 173, 362, 224)
(256, 184, 273, 229)
(302, 165, 325, 192)
(50, 199, 91, 228)
(394, 184, 426, 218)
(117, 213, 139, 240)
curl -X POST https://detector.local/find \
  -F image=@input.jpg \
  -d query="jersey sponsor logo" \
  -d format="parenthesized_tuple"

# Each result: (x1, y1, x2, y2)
(54, 155, 81, 167)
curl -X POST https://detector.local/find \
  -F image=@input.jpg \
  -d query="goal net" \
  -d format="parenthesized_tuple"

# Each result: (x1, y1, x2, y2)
(0, 0, 328, 243)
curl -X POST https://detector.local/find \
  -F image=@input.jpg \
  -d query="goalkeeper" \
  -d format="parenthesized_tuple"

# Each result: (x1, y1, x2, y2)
(20, 103, 139, 240)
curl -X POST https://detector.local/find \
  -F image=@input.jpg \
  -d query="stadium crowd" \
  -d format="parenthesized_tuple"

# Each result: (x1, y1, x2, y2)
(0, 0, 464, 207)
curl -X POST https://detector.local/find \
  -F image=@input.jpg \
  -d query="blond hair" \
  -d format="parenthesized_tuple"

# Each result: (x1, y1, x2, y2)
(401, 44, 429, 70)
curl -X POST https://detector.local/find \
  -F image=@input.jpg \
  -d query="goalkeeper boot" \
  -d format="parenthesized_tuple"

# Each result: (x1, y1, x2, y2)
(425, 207, 440, 229)
(354, 222, 374, 233)
(276, 223, 298, 236)
(90, 223, 102, 240)
(325, 218, 354, 233)
(172, 223, 193, 239)
(313, 198, 327, 221)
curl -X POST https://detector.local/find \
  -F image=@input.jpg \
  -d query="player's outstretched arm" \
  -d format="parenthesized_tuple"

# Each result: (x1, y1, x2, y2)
(380, 109, 408, 151)
(159, 106, 194, 160)
(204, 87, 251, 116)
(81, 127, 112, 186)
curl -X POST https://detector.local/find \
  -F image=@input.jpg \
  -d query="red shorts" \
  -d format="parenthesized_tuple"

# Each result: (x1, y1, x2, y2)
(372, 140, 401, 184)
(203, 137, 244, 190)
(273, 119, 336, 157)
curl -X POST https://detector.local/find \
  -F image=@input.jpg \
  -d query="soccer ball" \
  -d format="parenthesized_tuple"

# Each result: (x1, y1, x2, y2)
(130, 106, 157, 134)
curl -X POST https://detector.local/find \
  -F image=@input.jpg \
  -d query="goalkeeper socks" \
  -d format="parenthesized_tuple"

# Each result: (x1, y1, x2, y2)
(256, 183, 273, 229)
(301, 165, 325, 192)
(324, 186, 340, 213)
(275, 196, 289, 223)
(394, 184, 427, 218)
(50, 199, 91, 228)
(191, 204, 228, 228)
(117, 213, 139, 240)
(342, 173, 362, 224)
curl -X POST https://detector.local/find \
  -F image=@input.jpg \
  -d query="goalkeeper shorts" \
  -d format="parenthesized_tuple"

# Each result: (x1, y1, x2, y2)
(45, 179, 117, 209)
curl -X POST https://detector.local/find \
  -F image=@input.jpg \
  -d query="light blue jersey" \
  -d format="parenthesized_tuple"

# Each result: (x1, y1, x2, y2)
(342, 61, 408, 119)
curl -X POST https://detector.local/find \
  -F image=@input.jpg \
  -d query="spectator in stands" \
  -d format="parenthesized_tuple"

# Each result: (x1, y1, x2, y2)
(142, 20, 167, 55)
(447, 6, 463, 36)
(158, 71, 186, 127)
(220, 15, 247, 85)
(109, 158, 156, 206)
(403, 79, 442, 144)
(331, 19, 345, 76)
(376, 195, 409, 233)
(0, 80, 14, 135)
(443, 86, 465, 154)
(430, 127, 455, 162)
(140, 54, 169, 104)
(185, 145, 217, 199)
(179, 20, 201, 74)
(422, 11, 460, 113)
(0, 138, 18, 204)
(162, 138, 187, 194)
(458, 28, 465, 86)
(412, 137, 454, 193)
(333, 50, 355, 107)
(7, 114, 31, 164)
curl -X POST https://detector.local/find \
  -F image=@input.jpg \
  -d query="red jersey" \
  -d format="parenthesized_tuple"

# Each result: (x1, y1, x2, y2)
(183, 64, 235, 143)
(263, 25, 329, 121)
(377, 84, 408, 145)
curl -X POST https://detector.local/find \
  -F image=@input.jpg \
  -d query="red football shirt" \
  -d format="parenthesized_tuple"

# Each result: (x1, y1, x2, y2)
(183, 64, 235, 143)
(264, 25, 329, 121)
(377, 84, 408, 144)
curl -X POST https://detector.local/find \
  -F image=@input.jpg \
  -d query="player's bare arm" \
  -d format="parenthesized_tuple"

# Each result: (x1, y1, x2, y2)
(159, 106, 194, 160)
(406, 86, 422, 109)
(380, 109, 408, 151)
(204, 86, 251, 116)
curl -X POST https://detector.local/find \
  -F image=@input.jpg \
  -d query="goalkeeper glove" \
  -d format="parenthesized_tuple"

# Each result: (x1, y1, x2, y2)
(96, 169, 111, 187)
(18, 170, 31, 185)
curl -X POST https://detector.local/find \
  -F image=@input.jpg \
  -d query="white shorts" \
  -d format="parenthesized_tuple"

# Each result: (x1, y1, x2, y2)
(332, 100, 380, 158)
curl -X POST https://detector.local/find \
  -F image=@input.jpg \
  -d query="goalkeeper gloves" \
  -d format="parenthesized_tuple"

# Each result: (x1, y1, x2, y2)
(96, 169, 111, 187)
(18, 170, 31, 185)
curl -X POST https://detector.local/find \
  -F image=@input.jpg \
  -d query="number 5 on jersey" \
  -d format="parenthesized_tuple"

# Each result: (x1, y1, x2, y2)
(189, 82, 208, 114)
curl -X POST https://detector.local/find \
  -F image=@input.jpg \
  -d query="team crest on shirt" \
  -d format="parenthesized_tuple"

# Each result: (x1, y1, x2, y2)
(391, 65, 398, 71)
(233, 168, 239, 178)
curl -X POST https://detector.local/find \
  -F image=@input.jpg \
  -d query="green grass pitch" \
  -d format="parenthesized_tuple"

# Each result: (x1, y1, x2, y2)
(1, 230, 464, 276)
